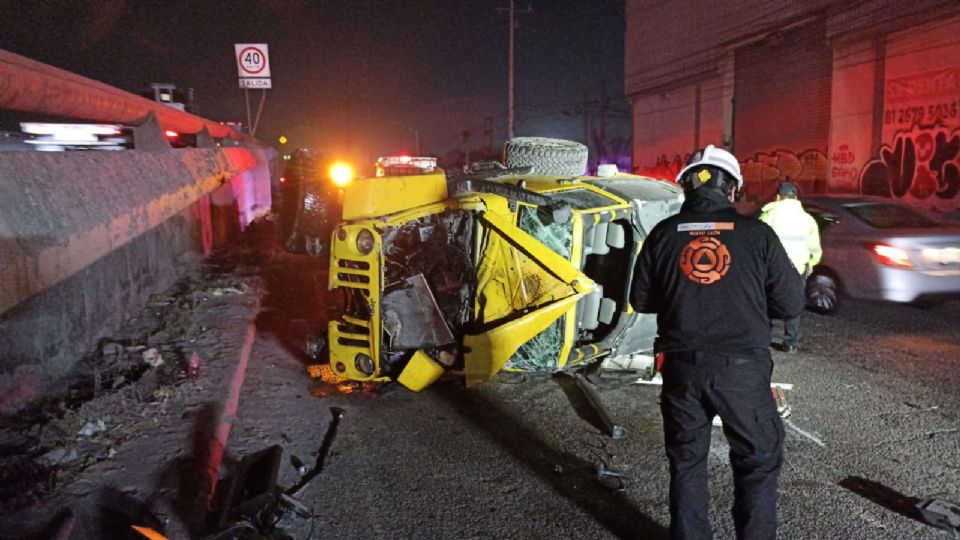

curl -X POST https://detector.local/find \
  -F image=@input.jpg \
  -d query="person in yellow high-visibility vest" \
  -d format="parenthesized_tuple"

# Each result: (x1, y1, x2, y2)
(759, 182, 822, 353)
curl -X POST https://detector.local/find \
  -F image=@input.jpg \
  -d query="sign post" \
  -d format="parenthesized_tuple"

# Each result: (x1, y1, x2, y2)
(235, 43, 271, 136)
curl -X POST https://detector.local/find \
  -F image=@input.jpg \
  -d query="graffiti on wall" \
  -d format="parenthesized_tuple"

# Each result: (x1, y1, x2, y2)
(883, 68, 960, 139)
(738, 149, 829, 202)
(860, 125, 960, 206)
(830, 144, 859, 189)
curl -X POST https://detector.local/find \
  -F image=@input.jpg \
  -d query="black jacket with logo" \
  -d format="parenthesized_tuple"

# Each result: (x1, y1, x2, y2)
(630, 188, 804, 355)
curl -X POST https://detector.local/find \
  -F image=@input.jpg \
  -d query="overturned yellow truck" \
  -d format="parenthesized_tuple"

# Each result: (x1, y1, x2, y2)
(326, 138, 683, 390)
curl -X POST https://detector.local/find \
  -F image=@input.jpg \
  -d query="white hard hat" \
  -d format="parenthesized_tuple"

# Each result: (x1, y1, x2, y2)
(675, 145, 743, 188)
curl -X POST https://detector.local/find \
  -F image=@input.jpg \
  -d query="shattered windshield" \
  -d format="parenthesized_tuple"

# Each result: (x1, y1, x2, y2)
(517, 205, 572, 259)
(506, 318, 565, 371)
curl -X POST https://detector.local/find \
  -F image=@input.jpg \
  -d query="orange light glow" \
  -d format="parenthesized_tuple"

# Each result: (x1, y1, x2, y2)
(329, 162, 355, 187)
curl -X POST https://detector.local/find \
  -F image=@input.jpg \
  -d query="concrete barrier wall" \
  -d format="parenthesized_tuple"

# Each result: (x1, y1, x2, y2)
(0, 147, 274, 411)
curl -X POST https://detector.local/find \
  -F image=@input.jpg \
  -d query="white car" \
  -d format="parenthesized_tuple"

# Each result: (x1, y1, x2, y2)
(801, 195, 960, 312)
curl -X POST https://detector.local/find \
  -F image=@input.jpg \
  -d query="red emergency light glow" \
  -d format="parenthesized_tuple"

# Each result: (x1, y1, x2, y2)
(164, 130, 178, 138)
(280, 176, 286, 183)
(869, 243, 912, 268)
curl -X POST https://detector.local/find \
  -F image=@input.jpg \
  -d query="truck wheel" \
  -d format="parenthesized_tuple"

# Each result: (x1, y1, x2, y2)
(504, 137, 588, 176)
(304, 235, 325, 258)
(806, 271, 840, 314)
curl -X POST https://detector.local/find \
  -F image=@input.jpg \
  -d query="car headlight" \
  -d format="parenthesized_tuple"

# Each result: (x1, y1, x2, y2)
(356, 229, 375, 255)
(355, 353, 374, 375)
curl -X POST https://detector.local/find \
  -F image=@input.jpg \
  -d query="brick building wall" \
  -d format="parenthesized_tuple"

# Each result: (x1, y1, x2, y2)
(625, 0, 960, 211)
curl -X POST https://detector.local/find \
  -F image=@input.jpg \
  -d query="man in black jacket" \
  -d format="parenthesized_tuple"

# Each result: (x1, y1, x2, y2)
(631, 145, 804, 540)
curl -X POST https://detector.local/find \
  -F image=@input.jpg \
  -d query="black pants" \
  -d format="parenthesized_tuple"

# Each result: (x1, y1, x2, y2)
(782, 316, 801, 347)
(660, 350, 784, 540)
(781, 271, 807, 347)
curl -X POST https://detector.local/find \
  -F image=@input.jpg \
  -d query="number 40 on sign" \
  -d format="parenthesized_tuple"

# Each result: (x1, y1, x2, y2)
(234, 43, 271, 79)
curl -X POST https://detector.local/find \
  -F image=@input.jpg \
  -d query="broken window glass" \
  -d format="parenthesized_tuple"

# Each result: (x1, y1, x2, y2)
(505, 317, 565, 371)
(517, 205, 572, 259)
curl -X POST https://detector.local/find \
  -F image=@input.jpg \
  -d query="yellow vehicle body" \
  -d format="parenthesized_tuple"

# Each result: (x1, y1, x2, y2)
(327, 167, 683, 390)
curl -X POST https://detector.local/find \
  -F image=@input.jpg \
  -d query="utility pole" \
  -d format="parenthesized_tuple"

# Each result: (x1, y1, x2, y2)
(499, 1, 532, 140)
(508, 0, 515, 140)
(581, 89, 590, 147)
(598, 80, 609, 165)
(484, 116, 494, 155)
(462, 129, 472, 170)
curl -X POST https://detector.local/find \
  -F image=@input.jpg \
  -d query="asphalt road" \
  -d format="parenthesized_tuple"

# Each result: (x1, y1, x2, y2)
(2, 223, 959, 539)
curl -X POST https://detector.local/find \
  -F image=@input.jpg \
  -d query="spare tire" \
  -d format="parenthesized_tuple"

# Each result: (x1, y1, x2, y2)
(504, 137, 588, 176)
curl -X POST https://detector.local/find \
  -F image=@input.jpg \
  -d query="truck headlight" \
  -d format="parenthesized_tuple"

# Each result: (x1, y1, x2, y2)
(355, 353, 374, 375)
(356, 229, 375, 255)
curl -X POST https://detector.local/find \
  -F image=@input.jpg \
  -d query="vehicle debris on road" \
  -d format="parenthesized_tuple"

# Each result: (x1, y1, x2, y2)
(142, 348, 164, 368)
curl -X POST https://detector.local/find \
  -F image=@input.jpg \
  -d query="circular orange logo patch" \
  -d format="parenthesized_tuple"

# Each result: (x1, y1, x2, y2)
(680, 237, 731, 284)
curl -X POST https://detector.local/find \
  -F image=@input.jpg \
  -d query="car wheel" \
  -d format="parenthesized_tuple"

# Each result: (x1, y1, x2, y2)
(504, 137, 588, 176)
(806, 272, 840, 314)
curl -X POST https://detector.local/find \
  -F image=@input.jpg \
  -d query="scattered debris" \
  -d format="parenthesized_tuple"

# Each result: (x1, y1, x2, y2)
(187, 352, 201, 379)
(596, 463, 626, 492)
(210, 445, 284, 531)
(916, 498, 960, 537)
(36, 447, 79, 467)
(101, 342, 124, 357)
(286, 407, 344, 497)
(573, 373, 626, 439)
(142, 349, 164, 368)
(307, 364, 367, 396)
(278, 492, 312, 518)
(209, 286, 244, 296)
(772, 385, 791, 418)
(438, 350, 456, 367)
(289, 454, 307, 476)
(208, 442, 320, 538)
(305, 334, 327, 360)
(77, 419, 107, 437)
(51, 508, 76, 540)
(132, 525, 169, 540)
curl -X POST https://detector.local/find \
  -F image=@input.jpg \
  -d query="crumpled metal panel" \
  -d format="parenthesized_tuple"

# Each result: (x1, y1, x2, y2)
(474, 229, 577, 326)
(464, 293, 583, 386)
(382, 274, 455, 350)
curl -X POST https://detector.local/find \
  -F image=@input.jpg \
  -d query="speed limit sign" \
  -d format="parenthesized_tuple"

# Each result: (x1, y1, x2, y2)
(235, 43, 271, 78)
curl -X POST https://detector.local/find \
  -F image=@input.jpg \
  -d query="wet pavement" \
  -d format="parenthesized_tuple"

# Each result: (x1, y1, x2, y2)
(1, 216, 959, 539)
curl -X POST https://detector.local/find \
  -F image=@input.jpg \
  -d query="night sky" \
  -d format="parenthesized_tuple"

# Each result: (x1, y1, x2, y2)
(0, 0, 628, 169)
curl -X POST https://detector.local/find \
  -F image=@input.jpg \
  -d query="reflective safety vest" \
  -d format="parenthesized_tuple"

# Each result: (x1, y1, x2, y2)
(758, 198, 822, 274)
